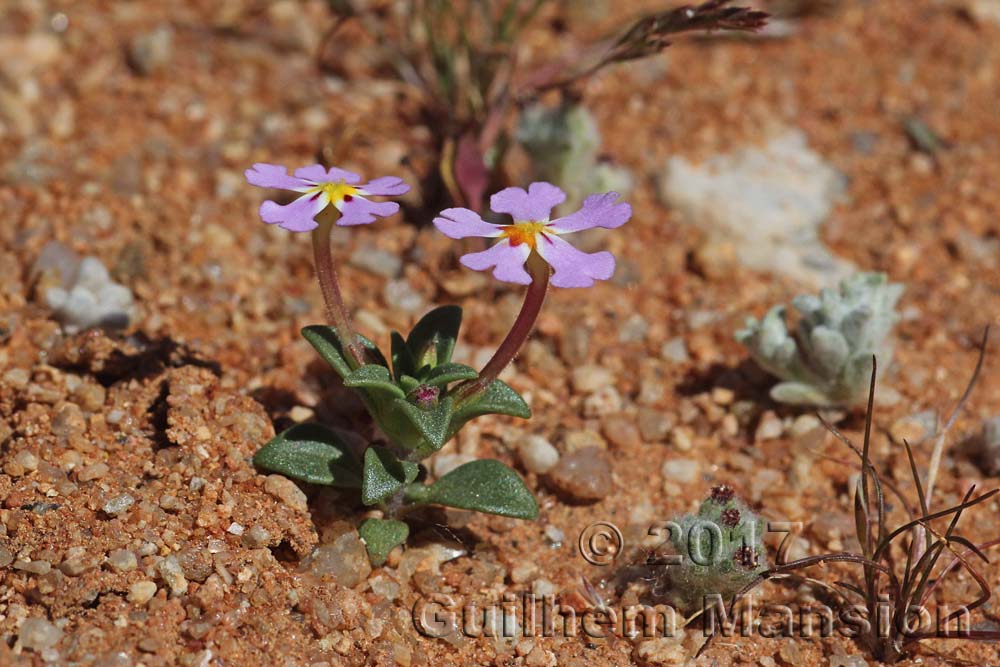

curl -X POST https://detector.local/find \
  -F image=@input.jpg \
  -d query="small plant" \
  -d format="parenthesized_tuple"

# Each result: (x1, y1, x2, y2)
(658, 485, 768, 613)
(318, 1, 766, 210)
(699, 336, 1000, 663)
(735, 271, 904, 407)
(516, 102, 633, 212)
(245, 163, 630, 563)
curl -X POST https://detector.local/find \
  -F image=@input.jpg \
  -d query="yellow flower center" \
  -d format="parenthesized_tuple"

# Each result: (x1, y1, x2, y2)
(500, 221, 547, 248)
(314, 181, 359, 204)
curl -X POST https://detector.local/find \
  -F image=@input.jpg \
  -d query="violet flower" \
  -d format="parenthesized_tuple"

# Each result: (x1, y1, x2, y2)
(246, 163, 409, 232)
(245, 162, 410, 368)
(433, 182, 631, 288)
(435, 182, 631, 397)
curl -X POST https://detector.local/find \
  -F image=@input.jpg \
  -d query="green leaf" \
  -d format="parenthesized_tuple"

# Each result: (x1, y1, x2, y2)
(391, 331, 417, 381)
(407, 305, 462, 368)
(452, 379, 531, 428)
(358, 518, 409, 566)
(398, 375, 421, 394)
(343, 365, 406, 399)
(302, 326, 387, 378)
(424, 363, 478, 388)
(407, 459, 538, 519)
(392, 396, 455, 452)
(361, 446, 419, 505)
(253, 423, 361, 487)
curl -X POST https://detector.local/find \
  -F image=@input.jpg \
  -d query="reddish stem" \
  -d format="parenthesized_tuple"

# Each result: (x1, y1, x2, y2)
(311, 212, 365, 368)
(459, 253, 549, 399)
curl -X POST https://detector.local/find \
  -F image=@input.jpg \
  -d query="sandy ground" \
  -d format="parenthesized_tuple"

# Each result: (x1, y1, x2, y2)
(1, 0, 999, 665)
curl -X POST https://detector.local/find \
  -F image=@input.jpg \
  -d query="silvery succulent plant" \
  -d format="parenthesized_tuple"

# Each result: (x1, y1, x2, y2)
(736, 272, 904, 407)
(516, 102, 633, 212)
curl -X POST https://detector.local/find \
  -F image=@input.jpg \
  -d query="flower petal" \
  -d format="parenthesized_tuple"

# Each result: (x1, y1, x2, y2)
(359, 176, 410, 197)
(547, 192, 632, 234)
(336, 198, 400, 226)
(245, 163, 314, 192)
(260, 192, 327, 232)
(294, 164, 362, 184)
(433, 208, 504, 239)
(460, 239, 532, 284)
(535, 233, 615, 288)
(490, 182, 566, 221)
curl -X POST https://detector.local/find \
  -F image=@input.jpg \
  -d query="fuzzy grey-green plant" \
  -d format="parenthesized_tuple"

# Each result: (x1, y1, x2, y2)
(736, 272, 904, 407)
(516, 102, 633, 212)
(661, 485, 768, 613)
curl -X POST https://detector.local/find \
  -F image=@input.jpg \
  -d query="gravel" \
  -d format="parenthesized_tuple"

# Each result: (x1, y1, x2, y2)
(157, 555, 189, 597)
(19, 617, 63, 651)
(102, 494, 135, 516)
(570, 365, 615, 394)
(127, 26, 174, 75)
(661, 458, 700, 484)
(517, 434, 560, 474)
(302, 532, 372, 587)
(128, 581, 158, 604)
(263, 474, 309, 513)
(546, 447, 612, 502)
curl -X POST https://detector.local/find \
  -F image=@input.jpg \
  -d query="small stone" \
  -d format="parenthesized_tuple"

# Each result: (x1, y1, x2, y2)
(582, 386, 622, 418)
(661, 458, 700, 484)
(18, 617, 63, 651)
(288, 405, 314, 422)
(889, 410, 936, 445)
(618, 314, 649, 343)
(570, 365, 615, 394)
(788, 414, 822, 439)
(102, 494, 134, 516)
(128, 581, 158, 604)
(13, 450, 38, 472)
(777, 639, 803, 665)
(670, 427, 694, 452)
(755, 411, 784, 442)
(829, 656, 869, 667)
(77, 462, 109, 481)
(127, 26, 173, 75)
(432, 452, 475, 478)
(15, 559, 51, 575)
(350, 246, 402, 278)
(660, 337, 690, 364)
(518, 435, 559, 474)
(383, 279, 424, 313)
(0, 546, 13, 568)
(711, 387, 734, 405)
(546, 447, 612, 502)
(241, 525, 271, 549)
(303, 531, 372, 587)
(637, 408, 674, 442)
(227, 522, 245, 535)
(157, 556, 188, 597)
(563, 429, 606, 452)
(602, 416, 641, 449)
(59, 547, 98, 576)
(108, 549, 137, 572)
(264, 474, 309, 513)
(510, 561, 538, 584)
(635, 633, 686, 665)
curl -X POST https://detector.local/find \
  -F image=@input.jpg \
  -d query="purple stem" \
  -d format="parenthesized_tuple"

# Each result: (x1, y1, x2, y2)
(311, 212, 365, 368)
(459, 252, 549, 399)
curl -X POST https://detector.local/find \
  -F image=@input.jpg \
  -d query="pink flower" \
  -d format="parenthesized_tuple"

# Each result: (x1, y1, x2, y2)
(245, 163, 410, 232)
(433, 182, 631, 288)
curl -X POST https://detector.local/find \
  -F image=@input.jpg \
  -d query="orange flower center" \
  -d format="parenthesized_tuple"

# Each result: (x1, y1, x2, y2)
(500, 221, 547, 248)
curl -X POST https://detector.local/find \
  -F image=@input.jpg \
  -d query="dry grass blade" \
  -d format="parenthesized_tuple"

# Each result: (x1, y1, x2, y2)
(610, 0, 769, 63)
